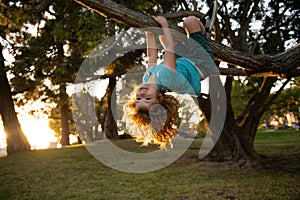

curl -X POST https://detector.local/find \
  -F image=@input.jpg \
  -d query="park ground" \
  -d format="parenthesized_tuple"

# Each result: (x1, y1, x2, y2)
(0, 130, 299, 200)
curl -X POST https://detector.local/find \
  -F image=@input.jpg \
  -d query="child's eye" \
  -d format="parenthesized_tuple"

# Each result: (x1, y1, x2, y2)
(136, 97, 141, 100)
(146, 98, 151, 100)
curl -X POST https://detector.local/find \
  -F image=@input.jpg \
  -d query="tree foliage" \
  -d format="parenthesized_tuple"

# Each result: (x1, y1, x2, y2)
(9, 1, 111, 145)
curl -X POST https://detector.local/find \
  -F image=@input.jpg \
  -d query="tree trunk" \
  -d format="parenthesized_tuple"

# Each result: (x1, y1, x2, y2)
(104, 76, 118, 139)
(0, 44, 30, 154)
(95, 96, 107, 137)
(60, 83, 70, 146)
(199, 77, 278, 167)
(56, 40, 70, 146)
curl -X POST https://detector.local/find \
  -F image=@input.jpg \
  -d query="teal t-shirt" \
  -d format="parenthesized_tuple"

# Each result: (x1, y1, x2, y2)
(143, 58, 201, 95)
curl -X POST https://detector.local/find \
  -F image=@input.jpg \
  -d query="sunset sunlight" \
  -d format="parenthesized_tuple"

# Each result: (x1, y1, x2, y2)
(0, 100, 59, 156)
(0, 112, 58, 156)
(19, 114, 58, 150)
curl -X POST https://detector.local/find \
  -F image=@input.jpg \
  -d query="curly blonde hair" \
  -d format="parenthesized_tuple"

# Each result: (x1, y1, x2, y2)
(125, 91, 179, 148)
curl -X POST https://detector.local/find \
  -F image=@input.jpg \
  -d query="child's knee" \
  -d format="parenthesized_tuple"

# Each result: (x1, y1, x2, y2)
(183, 16, 204, 34)
(183, 16, 199, 27)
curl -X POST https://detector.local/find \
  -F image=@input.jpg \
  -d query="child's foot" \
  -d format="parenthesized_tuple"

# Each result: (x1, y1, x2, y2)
(201, 0, 218, 32)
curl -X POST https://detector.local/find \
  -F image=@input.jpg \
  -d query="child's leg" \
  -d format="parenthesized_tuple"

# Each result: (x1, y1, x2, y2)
(183, 16, 213, 59)
(182, 16, 217, 79)
(183, 16, 214, 60)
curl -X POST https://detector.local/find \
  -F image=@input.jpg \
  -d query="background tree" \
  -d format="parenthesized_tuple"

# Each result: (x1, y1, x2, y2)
(261, 77, 300, 128)
(11, 1, 108, 146)
(0, 0, 35, 154)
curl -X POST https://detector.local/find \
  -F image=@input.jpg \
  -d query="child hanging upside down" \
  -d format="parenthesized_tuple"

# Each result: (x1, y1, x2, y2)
(125, 1, 219, 148)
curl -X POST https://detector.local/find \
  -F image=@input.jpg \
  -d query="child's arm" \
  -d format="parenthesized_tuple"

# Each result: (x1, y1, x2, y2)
(152, 16, 176, 71)
(146, 31, 158, 71)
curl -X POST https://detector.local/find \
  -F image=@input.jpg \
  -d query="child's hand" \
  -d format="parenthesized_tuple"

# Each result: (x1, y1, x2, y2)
(152, 16, 169, 27)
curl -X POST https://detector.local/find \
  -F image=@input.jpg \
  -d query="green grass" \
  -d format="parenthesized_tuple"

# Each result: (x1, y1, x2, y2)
(0, 130, 299, 200)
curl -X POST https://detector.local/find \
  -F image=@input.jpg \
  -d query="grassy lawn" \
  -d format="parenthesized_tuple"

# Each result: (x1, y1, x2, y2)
(0, 130, 299, 200)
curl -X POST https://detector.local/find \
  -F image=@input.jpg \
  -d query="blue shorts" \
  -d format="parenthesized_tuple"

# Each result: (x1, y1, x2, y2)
(175, 31, 217, 78)
(190, 31, 215, 61)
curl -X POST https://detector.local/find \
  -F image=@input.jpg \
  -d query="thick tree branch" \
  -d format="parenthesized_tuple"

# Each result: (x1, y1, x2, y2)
(75, 0, 300, 77)
(74, 0, 158, 27)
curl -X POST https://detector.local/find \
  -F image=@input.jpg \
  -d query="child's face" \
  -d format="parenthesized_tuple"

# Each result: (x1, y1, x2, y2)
(135, 83, 159, 110)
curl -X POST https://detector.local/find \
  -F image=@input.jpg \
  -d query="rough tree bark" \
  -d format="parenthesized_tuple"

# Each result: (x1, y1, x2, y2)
(0, 42, 30, 154)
